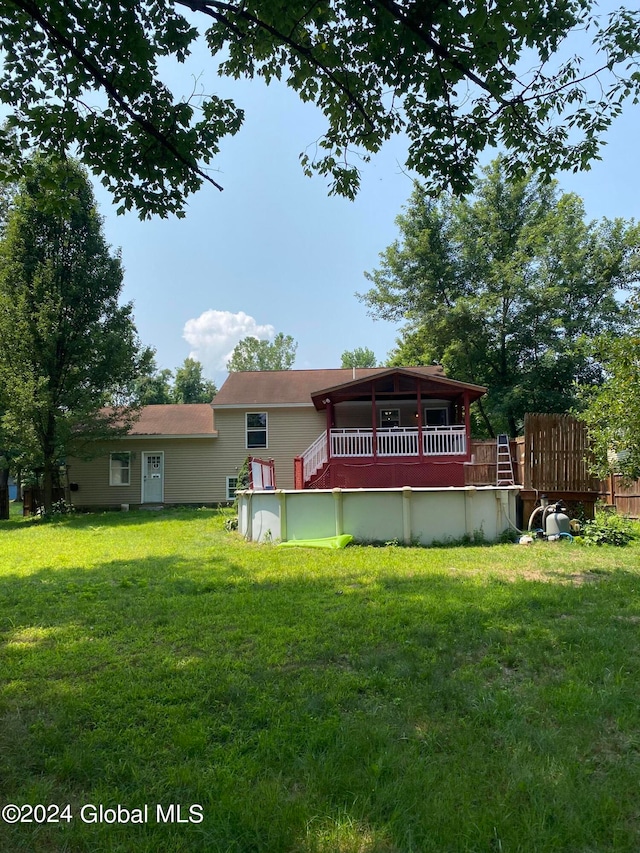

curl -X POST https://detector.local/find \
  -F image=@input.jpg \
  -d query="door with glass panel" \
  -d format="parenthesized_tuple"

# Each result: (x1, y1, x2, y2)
(142, 452, 164, 503)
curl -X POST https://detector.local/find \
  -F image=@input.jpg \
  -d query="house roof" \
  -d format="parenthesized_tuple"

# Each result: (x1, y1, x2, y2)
(213, 366, 485, 408)
(127, 404, 217, 436)
(310, 367, 486, 409)
(212, 367, 447, 407)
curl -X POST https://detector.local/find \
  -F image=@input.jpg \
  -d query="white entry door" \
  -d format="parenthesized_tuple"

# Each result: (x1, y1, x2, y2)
(142, 452, 164, 503)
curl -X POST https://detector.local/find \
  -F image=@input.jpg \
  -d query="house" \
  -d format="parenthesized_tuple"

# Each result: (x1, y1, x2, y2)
(213, 366, 486, 493)
(68, 367, 487, 508)
(66, 404, 218, 508)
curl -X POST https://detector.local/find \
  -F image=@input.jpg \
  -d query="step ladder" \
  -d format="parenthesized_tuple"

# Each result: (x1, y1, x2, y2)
(496, 434, 515, 486)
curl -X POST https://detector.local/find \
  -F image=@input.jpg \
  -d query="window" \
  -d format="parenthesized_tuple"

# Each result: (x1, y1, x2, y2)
(109, 452, 131, 485)
(380, 408, 400, 428)
(246, 412, 267, 448)
(226, 476, 239, 501)
(424, 407, 449, 426)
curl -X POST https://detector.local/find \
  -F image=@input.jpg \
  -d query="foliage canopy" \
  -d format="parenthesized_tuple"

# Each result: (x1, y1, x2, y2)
(341, 347, 377, 369)
(227, 333, 297, 371)
(0, 155, 150, 510)
(173, 357, 217, 403)
(1, 1, 639, 216)
(577, 330, 640, 480)
(132, 357, 217, 404)
(361, 159, 640, 437)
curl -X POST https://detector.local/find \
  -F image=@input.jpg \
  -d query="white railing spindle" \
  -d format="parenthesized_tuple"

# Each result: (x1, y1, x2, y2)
(301, 430, 328, 480)
(300, 425, 467, 485)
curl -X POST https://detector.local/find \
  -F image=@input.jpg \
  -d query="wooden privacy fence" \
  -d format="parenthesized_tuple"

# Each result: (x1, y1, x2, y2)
(465, 438, 523, 486)
(603, 475, 640, 518)
(523, 413, 600, 492)
(22, 486, 65, 516)
(465, 414, 640, 518)
(465, 414, 602, 520)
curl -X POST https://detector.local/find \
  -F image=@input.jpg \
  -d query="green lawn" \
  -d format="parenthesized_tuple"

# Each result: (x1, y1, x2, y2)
(1, 506, 640, 852)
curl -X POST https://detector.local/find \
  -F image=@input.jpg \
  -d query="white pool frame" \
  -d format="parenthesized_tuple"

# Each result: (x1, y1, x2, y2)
(238, 486, 520, 545)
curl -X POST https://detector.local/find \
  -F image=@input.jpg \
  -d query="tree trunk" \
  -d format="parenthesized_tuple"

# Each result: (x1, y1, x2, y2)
(476, 399, 496, 439)
(0, 457, 9, 520)
(43, 457, 54, 514)
(42, 414, 57, 514)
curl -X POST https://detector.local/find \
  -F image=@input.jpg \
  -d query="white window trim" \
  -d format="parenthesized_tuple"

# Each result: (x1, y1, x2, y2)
(246, 412, 268, 450)
(226, 476, 239, 501)
(109, 452, 131, 486)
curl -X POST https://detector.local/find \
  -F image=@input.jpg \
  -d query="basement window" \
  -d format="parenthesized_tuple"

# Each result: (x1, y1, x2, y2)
(226, 476, 239, 501)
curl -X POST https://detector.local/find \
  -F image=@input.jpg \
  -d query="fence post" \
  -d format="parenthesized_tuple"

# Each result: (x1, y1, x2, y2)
(609, 472, 616, 509)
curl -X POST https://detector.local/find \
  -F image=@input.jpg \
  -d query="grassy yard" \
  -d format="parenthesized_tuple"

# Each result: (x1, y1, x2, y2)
(1, 506, 640, 852)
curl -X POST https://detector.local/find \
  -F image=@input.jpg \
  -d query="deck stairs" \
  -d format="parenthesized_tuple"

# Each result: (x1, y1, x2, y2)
(300, 431, 329, 487)
(496, 434, 515, 486)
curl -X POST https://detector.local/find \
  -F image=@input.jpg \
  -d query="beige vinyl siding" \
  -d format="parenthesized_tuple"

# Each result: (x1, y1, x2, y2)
(67, 438, 218, 507)
(334, 400, 451, 429)
(212, 406, 326, 500)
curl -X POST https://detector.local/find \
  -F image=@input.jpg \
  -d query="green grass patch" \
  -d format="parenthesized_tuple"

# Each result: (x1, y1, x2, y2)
(2, 508, 640, 851)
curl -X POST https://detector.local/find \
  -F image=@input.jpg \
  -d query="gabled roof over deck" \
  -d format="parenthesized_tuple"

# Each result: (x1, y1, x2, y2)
(309, 367, 486, 409)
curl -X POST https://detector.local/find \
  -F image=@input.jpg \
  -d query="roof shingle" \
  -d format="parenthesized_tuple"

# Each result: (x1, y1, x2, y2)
(128, 404, 216, 435)
(213, 366, 448, 406)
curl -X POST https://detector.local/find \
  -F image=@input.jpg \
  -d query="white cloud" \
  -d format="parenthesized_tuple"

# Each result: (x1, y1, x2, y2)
(182, 310, 275, 373)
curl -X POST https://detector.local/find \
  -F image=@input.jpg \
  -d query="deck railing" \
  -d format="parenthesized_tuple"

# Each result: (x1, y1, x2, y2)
(330, 426, 466, 458)
(422, 425, 466, 455)
(300, 430, 328, 481)
(330, 429, 374, 457)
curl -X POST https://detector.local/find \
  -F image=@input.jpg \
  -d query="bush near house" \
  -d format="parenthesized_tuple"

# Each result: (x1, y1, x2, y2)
(2, 508, 640, 852)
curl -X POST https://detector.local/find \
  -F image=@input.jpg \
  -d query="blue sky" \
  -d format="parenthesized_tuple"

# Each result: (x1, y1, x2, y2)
(90, 23, 640, 387)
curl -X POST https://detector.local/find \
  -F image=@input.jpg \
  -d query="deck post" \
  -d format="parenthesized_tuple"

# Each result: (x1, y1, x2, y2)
(325, 400, 333, 466)
(463, 391, 471, 459)
(416, 379, 424, 459)
(371, 383, 377, 458)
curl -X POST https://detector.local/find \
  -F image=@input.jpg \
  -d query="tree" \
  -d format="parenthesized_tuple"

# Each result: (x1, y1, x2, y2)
(131, 356, 216, 403)
(173, 357, 217, 403)
(1, 2, 639, 216)
(227, 333, 297, 372)
(577, 330, 640, 480)
(341, 348, 377, 369)
(0, 423, 8, 520)
(132, 359, 174, 405)
(0, 185, 12, 518)
(0, 155, 151, 512)
(360, 159, 640, 437)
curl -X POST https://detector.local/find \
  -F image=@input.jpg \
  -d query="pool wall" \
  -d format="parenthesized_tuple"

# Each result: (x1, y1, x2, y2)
(238, 486, 520, 545)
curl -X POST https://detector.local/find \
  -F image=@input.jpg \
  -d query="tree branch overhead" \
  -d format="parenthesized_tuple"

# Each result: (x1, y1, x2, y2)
(0, 0, 638, 216)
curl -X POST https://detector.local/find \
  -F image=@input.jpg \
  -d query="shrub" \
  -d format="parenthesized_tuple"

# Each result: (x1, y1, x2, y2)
(580, 510, 637, 547)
